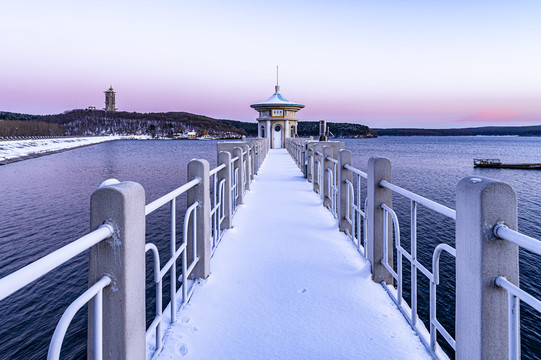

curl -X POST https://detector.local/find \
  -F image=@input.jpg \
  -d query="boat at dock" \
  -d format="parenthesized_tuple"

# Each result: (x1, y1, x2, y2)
(474, 158, 541, 169)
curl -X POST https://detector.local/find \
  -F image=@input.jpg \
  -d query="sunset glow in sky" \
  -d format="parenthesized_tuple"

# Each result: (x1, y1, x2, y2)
(1, 0, 540, 128)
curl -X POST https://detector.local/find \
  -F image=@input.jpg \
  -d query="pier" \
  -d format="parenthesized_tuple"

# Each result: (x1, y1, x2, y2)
(1, 137, 541, 360)
(152, 149, 430, 359)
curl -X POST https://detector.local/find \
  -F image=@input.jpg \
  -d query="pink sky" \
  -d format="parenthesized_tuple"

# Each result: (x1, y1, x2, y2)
(1, 0, 540, 128)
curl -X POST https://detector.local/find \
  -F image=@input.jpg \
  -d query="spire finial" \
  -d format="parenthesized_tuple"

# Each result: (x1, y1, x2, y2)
(275, 66, 280, 93)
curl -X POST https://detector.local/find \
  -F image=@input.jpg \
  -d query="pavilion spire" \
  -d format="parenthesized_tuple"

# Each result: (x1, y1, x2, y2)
(275, 66, 280, 93)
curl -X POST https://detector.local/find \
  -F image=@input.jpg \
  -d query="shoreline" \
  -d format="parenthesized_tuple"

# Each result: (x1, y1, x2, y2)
(0, 136, 122, 166)
(0, 142, 112, 165)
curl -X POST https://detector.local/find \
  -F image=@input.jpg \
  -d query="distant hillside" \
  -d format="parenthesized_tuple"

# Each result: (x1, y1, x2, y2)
(216, 119, 258, 135)
(298, 121, 375, 138)
(1, 109, 375, 139)
(0, 110, 247, 138)
(217, 120, 375, 138)
(374, 125, 541, 137)
(0, 111, 41, 121)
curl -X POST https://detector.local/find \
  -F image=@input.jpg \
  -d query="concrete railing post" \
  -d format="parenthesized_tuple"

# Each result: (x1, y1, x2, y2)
(233, 147, 244, 205)
(298, 143, 302, 167)
(217, 151, 232, 229)
(256, 140, 261, 168)
(89, 181, 146, 360)
(249, 144, 256, 179)
(242, 144, 251, 191)
(253, 142, 258, 174)
(301, 143, 307, 178)
(322, 146, 332, 206)
(313, 144, 323, 194)
(455, 176, 518, 360)
(187, 159, 211, 279)
(306, 143, 314, 182)
(367, 157, 393, 284)
(258, 140, 263, 169)
(338, 149, 352, 233)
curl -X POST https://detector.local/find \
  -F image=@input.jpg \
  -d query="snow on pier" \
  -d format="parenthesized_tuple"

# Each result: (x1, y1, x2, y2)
(154, 149, 431, 360)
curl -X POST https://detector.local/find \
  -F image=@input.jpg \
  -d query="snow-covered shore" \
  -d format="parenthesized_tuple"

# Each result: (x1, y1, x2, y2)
(0, 136, 122, 163)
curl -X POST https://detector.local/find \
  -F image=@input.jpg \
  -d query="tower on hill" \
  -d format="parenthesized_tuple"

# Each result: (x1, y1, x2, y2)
(250, 77, 304, 149)
(104, 86, 117, 112)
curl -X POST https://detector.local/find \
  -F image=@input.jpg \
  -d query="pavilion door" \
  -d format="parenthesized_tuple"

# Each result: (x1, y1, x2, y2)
(272, 124, 283, 149)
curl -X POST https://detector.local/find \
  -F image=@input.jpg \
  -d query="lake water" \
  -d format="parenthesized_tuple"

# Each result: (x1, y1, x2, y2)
(1, 137, 540, 359)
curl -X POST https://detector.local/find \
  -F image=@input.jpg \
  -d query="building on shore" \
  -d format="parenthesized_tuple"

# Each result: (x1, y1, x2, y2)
(250, 83, 304, 149)
(104, 86, 117, 112)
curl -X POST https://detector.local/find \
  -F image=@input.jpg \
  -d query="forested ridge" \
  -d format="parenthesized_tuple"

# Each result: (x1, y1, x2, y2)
(0, 110, 246, 138)
(373, 125, 541, 137)
(216, 119, 375, 138)
(1, 109, 376, 138)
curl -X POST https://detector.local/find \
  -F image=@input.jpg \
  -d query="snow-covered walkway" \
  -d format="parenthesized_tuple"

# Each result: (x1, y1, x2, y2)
(156, 149, 431, 360)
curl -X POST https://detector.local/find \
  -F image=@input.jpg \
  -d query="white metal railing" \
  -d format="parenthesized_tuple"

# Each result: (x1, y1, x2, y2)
(231, 155, 239, 214)
(0, 224, 114, 302)
(380, 201, 456, 355)
(144, 159, 238, 354)
(334, 154, 460, 357)
(377, 179, 458, 355)
(243, 159, 248, 195)
(493, 224, 541, 360)
(48, 275, 112, 360)
(344, 165, 368, 255)
(325, 157, 338, 217)
(380, 180, 457, 220)
(0, 224, 115, 359)
(210, 164, 226, 254)
(144, 177, 201, 354)
(310, 151, 314, 183)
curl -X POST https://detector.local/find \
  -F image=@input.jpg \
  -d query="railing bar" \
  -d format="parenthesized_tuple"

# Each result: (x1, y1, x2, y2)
(182, 242, 188, 304)
(145, 178, 201, 215)
(494, 224, 541, 255)
(94, 287, 104, 360)
(0, 224, 114, 301)
(508, 291, 520, 360)
(145, 316, 162, 340)
(185, 257, 200, 280)
(413, 259, 434, 281)
(209, 163, 226, 176)
(145, 243, 161, 282)
(411, 200, 418, 327)
(325, 156, 338, 164)
(344, 164, 368, 178)
(379, 180, 456, 220)
(433, 319, 457, 350)
(432, 244, 456, 284)
(158, 243, 187, 280)
(170, 198, 177, 324)
(47, 276, 111, 360)
(186, 279, 197, 302)
(496, 276, 541, 313)
(155, 278, 163, 351)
